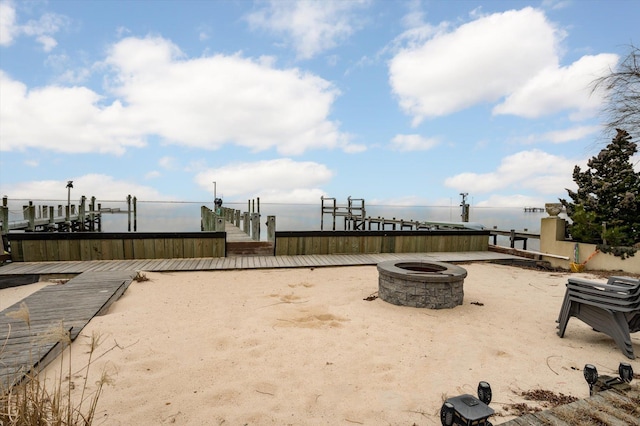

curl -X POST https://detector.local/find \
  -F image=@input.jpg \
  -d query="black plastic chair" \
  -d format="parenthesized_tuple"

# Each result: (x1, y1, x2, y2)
(557, 276, 640, 359)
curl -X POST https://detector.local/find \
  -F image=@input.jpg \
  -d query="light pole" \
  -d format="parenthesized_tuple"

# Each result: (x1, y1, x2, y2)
(213, 181, 216, 201)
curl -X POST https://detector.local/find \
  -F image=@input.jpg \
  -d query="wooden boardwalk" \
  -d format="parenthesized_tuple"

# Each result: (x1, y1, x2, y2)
(0, 251, 526, 276)
(500, 386, 640, 425)
(0, 270, 137, 388)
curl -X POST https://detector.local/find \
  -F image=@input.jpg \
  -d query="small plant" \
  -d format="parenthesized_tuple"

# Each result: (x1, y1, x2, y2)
(134, 271, 150, 282)
(1, 304, 111, 425)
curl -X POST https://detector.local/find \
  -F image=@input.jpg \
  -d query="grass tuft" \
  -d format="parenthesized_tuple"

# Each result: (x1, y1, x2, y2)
(1, 306, 111, 425)
(133, 271, 150, 282)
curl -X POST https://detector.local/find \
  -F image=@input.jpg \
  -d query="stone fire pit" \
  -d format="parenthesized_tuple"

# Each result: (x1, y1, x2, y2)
(377, 260, 467, 309)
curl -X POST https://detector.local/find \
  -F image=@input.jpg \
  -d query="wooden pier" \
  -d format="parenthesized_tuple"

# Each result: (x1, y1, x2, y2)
(0, 270, 137, 388)
(0, 195, 138, 234)
(524, 206, 545, 213)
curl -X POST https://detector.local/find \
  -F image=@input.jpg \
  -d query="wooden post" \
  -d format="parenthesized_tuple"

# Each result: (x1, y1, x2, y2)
(266, 215, 276, 242)
(215, 216, 225, 231)
(90, 196, 96, 231)
(332, 198, 336, 230)
(127, 195, 132, 232)
(257, 197, 260, 214)
(64, 205, 70, 231)
(48, 206, 54, 230)
(27, 204, 35, 231)
(510, 229, 516, 248)
(133, 196, 137, 232)
(235, 209, 240, 227)
(200, 206, 207, 231)
(251, 212, 260, 241)
(79, 196, 86, 231)
(243, 212, 250, 235)
(98, 203, 102, 232)
(0, 200, 8, 235)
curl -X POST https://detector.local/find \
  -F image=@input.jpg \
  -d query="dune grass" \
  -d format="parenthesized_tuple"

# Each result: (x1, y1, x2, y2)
(1, 302, 110, 425)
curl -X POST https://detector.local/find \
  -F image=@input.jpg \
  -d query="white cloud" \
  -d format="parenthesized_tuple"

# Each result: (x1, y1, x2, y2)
(104, 36, 353, 155)
(493, 54, 618, 119)
(145, 171, 161, 179)
(542, 0, 572, 10)
(541, 125, 601, 144)
(444, 149, 581, 194)
(390, 134, 439, 151)
(0, 174, 169, 201)
(0, 71, 147, 154)
(36, 34, 57, 52)
(0, 0, 17, 46)
(195, 158, 333, 203)
(246, 0, 368, 60)
(1, 4, 69, 51)
(159, 156, 178, 170)
(1, 36, 355, 156)
(389, 7, 562, 124)
(389, 7, 617, 125)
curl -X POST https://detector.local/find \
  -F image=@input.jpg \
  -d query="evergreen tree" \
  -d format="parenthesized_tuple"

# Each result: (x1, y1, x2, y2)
(560, 129, 640, 258)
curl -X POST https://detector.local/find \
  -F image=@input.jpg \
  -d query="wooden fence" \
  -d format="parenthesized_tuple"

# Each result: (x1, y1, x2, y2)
(274, 230, 489, 256)
(7, 232, 226, 262)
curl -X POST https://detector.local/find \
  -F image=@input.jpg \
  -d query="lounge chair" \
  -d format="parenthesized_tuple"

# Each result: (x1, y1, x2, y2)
(557, 276, 640, 359)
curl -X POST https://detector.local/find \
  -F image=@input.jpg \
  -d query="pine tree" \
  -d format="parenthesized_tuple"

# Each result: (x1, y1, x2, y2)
(560, 129, 640, 258)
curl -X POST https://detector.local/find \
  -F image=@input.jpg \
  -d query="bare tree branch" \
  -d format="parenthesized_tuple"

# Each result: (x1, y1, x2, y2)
(591, 44, 640, 138)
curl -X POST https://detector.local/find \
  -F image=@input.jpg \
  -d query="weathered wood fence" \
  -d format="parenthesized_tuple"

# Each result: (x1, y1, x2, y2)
(7, 232, 226, 262)
(274, 230, 489, 256)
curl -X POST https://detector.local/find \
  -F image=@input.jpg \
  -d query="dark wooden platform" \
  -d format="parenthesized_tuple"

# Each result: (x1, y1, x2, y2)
(0, 270, 137, 388)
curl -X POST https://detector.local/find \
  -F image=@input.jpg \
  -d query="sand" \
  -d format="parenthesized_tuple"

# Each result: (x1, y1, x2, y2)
(3, 263, 639, 425)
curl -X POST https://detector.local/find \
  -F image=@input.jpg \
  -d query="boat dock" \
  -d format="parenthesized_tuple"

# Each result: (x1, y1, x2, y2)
(0, 195, 138, 233)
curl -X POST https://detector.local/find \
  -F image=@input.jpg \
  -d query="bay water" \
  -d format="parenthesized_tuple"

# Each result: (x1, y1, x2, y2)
(6, 200, 552, 251)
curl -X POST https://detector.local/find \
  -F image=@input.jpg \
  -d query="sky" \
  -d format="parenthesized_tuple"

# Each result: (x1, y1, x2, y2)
(1, 0, 639, 211)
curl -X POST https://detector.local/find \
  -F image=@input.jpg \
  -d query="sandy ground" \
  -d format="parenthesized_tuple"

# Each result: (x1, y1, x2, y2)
(3, 263, 640, 425)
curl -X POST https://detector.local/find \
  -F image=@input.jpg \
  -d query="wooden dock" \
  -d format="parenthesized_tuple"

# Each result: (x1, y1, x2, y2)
(0, 270, 137, 388)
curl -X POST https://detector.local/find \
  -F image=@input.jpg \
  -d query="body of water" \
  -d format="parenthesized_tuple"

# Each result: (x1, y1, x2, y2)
(6, 200, 555, 251)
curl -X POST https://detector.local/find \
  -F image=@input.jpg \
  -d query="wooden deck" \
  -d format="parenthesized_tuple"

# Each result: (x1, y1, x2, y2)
(0, 251, 527, 276)
(500, 386, 640, 425)
(0, 270, 137, 388)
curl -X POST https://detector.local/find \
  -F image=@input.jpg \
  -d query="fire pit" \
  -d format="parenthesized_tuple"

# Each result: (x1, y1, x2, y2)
(377, 260, 467, 309)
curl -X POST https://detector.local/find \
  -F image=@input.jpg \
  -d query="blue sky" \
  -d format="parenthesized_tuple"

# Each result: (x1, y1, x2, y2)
(1, 0, 639, 210)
